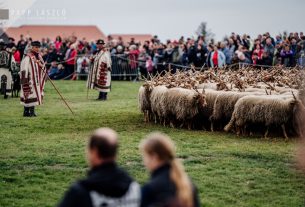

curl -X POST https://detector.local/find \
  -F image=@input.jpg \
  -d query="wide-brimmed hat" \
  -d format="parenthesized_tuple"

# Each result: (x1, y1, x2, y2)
(31, 41, 41, 47)
(96, 39, 105, 45)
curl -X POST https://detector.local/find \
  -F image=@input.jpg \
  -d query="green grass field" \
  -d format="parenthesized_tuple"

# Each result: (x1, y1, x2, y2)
(1, 80, 305, 207)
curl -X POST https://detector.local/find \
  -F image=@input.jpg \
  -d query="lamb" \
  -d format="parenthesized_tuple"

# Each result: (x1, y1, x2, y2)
(138, 84, 153, 122)
(224, 95, 302, 139)
(164, 88, 207, 129)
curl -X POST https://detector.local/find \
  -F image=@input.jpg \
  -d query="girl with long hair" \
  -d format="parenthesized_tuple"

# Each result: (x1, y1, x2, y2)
(140, 132, 200, 207)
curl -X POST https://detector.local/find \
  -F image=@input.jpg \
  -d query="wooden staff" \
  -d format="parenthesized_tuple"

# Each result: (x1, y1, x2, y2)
(41, 61, 75, 115)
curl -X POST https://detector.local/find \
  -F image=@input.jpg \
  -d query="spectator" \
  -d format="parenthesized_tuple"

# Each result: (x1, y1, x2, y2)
(11, 47, 21, 64)
(23, 37, 32, 57)
(171, 40, 182, 72)
(252, 44, 264, 65)
(145, 56, 154, 78)
(48, 62, 59, 79)
(180, 44, 189, 67)
(206, 44, 213, 68)
(220, 42, 231, 65)
(280, 44, 294, 67)
(163, 43, 174, 65)
(257, 51, 273, 68)
(76, 53, 90, 80)
(140, 132, 200, 207)
(194, 43, 207, 67)
(187, 39, 197, 66)
(129, 45, 140, 80)
(7, 37, 16, 48)
(153, 45, 165, 74)
(138, 48, 149, 79)
(264, 37, 275, 58)
(64, 44, 77, 80)
(210, 45, 226, 68)
(275, 35, 282, 45)
(55, 36, 63, 52)
(57, 128, 141, 207)
(53, 64, 66, 80)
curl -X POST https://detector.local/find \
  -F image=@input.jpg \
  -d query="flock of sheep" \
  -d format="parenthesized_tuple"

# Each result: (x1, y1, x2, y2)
(138, 67, 305, 139)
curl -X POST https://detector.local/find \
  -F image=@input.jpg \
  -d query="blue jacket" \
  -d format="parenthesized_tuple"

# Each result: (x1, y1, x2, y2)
(210, 50, 226, 68)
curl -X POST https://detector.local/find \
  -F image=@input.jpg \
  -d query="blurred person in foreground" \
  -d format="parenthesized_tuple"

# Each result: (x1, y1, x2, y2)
(140, 132, 200, 207)
(57, 128, 141, 207)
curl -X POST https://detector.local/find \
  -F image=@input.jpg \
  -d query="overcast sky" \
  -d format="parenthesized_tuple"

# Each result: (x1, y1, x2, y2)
(5, 0, 305, 41)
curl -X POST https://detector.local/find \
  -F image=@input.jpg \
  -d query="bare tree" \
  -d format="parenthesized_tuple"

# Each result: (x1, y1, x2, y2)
(195, 22, 214, 42)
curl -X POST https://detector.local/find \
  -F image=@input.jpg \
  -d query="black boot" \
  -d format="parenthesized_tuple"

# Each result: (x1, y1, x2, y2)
(97, 92, 103, 100)
(103, 93, 108, 101)
(23, 107, 30, 117)
(30, 106, 37, 117)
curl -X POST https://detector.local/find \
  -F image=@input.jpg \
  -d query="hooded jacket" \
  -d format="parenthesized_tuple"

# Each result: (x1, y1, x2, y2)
(57, 162, 140, 207)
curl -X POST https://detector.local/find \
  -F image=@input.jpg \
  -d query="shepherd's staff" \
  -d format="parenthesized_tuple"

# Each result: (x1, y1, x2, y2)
(40, 61, 75, 115)
(87, 59, 94, 100)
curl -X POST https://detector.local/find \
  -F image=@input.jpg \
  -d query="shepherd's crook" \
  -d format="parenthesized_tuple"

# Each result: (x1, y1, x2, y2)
(41, 63, 75, 115)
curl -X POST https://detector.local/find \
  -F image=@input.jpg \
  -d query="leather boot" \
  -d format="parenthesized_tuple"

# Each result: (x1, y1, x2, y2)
(97, 92, 103, 100)
(23, 107, 30, 117)
(30, 106, 37, 117)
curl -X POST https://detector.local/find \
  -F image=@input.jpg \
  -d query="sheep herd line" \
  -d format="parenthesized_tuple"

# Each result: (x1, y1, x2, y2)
(138, 67, 305, 139)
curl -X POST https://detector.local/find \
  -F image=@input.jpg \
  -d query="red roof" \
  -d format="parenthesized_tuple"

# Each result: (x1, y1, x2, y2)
(110, 34, 153, 44)
(5, 25, 106, 42)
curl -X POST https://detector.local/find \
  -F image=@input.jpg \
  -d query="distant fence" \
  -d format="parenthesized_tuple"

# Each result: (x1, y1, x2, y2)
(47, 54, 305, 80)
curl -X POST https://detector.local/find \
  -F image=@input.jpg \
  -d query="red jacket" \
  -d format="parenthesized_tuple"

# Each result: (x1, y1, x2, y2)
(14, 50, 21, 64)
(66, 49, 77, 65)
(129, 49, 140, 70)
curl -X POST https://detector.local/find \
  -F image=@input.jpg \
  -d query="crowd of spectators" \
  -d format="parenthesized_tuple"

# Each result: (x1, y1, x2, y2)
(4, 31, 305, 80)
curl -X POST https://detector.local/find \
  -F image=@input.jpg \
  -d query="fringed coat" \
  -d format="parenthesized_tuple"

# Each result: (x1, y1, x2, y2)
(0, 50, 15, 90)
(87, 50, 112, 93)
(20, 52, 46, 107)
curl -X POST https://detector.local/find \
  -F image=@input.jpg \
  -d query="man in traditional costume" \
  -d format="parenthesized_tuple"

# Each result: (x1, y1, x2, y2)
(20, 41, 46, 117)
(87, 39, 112, 101)
(0, 42, 15, 99)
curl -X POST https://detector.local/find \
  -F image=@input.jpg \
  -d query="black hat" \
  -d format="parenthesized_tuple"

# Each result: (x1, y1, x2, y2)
(96, 39, 105, 45)
(0, 41, 5, 46)
(31, 41, 41, 47)
(8, 37, 15, 41)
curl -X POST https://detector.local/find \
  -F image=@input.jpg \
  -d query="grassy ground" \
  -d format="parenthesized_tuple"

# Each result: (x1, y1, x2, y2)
(0, 80, 305, 207)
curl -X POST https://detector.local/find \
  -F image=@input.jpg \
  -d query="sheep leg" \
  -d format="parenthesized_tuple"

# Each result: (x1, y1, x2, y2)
(243, 125, 248, 136)
(187, 121, 192, 130)
(149, 112, 153, 122)
(281, 124, 289, 140)
(170, 121, 175, 128)
(236, 126, 241, 136)
(211, 123, 214, 132)
(202, 124, 206, 131)
(264, 127, 269, 139)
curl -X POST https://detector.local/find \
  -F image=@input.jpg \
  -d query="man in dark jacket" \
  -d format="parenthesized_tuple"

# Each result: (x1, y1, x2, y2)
(57, 128, 141, 207)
